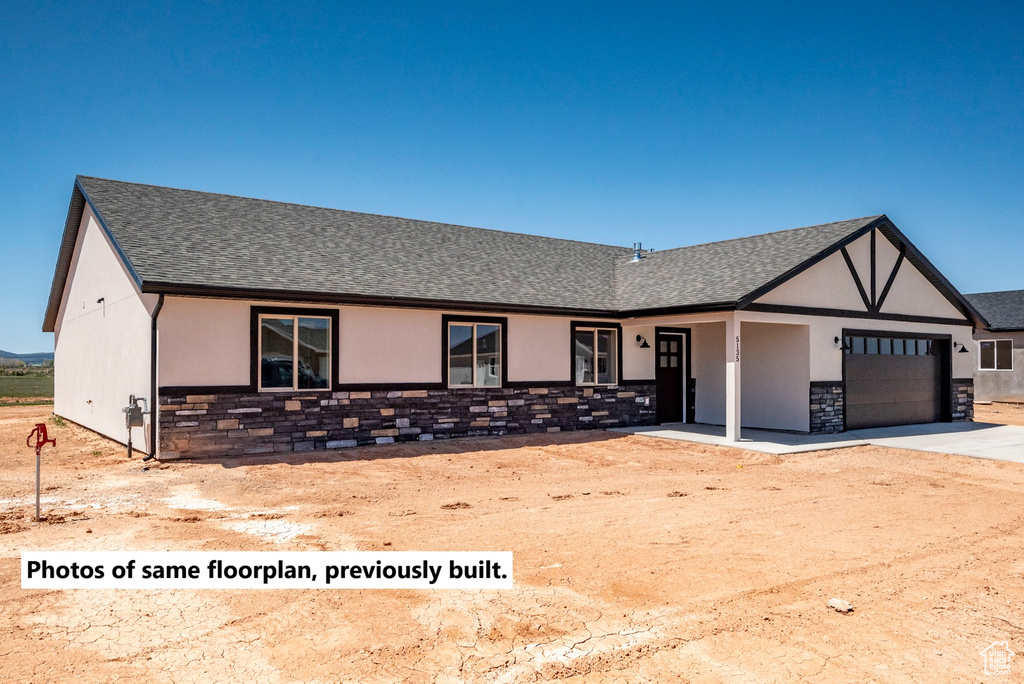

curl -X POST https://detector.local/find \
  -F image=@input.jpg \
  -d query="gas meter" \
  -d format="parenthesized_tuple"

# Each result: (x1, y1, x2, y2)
(122, 395, 149, 457)
(124, 395, 147, 427)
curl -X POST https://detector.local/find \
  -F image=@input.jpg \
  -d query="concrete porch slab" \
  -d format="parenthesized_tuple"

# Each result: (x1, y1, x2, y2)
(611, 421, 1024, 462)
(609, 423, 867, 455)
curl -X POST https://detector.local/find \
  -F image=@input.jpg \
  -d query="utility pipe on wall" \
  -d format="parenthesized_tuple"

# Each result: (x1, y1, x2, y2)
(145, 294, 164, 462)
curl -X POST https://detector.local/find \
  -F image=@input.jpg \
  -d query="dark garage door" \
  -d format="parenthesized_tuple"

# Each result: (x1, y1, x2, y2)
(844, 334, 948, 430)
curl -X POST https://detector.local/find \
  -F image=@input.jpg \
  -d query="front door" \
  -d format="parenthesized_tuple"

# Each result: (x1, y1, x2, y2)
(656, 331, 687, 423)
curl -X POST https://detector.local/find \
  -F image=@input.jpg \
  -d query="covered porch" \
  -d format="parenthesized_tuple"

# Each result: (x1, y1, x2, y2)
(621, 311, 820, 443)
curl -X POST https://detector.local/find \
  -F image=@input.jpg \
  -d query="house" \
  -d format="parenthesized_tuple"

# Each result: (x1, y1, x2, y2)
(965, 289, 1024, 403)
(43, 177, 985, 459)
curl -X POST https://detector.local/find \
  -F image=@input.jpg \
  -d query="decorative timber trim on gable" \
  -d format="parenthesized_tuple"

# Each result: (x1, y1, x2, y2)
(839, 245, 872, 311)
(838, 235, 908, 315)
(736, 217, 885, 310)
(738, 216, 987, 329)
(742, 303, 973, 327)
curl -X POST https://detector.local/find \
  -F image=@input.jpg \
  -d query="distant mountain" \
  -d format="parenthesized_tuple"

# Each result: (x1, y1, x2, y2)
(0, 350, 54, 365)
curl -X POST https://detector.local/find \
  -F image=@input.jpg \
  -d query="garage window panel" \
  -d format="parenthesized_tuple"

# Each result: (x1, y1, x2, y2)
(847, 336, 938, 357)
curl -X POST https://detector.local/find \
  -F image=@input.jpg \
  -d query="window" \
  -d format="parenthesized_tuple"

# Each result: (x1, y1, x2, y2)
(844, 336, 936, 356)
(979, 340, 1013, 371)
(257, 312, 332, 391)
(575, 327, 618, 385)
(447, 322, 502, 387)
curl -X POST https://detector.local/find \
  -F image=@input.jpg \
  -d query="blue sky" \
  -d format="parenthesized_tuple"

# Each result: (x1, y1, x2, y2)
(2, 1, 1022, 353)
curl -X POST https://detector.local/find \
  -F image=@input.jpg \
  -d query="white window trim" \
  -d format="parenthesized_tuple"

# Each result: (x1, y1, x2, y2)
(978, 339, 1014, 372)
(258, 313, 333, 391)
(447, 322, 502, 388)
(575, 327, 619, 386)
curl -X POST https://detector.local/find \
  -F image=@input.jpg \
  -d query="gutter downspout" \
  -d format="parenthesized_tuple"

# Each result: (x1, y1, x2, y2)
(146, 294, 165, 461)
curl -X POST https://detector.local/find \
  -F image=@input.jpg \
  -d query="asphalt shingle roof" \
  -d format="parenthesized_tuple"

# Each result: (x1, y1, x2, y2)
(50, 176, 982, 332)
(964, 290, 1024, 331)
(614, 217, 881, 311)
(76, 176, 627, 312)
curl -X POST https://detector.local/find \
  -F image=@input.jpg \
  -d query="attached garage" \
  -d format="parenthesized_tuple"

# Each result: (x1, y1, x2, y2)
(844, 332, 951, 430)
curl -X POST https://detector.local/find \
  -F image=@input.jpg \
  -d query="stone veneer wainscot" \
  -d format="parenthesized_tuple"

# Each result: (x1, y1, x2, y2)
(159, 385, 656, 459)
(809, 381, 845, 434)
(951, 378, 974, 422)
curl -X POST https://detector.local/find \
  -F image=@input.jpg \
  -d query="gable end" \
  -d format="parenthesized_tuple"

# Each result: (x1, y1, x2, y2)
(43, 178, 143, 332)
(736, 216, 884, 309)
(740, 216, 986, 328)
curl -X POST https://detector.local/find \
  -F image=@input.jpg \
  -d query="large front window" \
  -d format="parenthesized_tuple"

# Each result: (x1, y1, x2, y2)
(575, 327, 617, 385)
(259, 314, 331, 390)
(448, 322, 501, 387)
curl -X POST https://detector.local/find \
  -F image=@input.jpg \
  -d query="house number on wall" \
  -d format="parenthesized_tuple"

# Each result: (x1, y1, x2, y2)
(735, 336, 741, 362)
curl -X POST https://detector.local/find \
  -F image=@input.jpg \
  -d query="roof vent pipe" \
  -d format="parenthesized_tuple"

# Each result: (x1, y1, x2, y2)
(632, 242, 643, 262)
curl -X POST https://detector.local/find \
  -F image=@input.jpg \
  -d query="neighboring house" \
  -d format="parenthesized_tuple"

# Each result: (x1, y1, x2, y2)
(965, 289, 1024, 403)
(43, 177, 986, 459)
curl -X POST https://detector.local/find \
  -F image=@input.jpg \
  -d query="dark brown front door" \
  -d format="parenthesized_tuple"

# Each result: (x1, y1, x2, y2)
(656, 332, 685, 423)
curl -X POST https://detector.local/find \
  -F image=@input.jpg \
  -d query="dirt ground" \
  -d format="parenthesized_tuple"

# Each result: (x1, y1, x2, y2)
(976, 401, 1024, 426)
(2, 405, 1024, 683)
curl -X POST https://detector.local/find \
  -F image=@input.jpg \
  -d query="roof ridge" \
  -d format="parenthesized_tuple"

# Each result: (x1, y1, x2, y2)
(636, 215, 884, 257)
(76, 175, 634, 254)
(965, 289, 1024, 296)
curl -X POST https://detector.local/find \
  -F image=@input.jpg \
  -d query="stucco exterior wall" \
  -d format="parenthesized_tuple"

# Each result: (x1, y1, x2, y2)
(507, 315, 571, 382)
(635, 310, 973, 383)
(754, 250, 867, 310)
(159, 297, 250, 386)
(740, 322, 811, 431)
(692, 322, 726, 425)
(152, 290, 974, 439)
(629, 309, 974, 431)
(53, 207, 157, 448)
(879, 259, 963, 319)
(159, 299, 622, 387)
(845, 231, 872, 286)
(339, 307, 441, 384)
(621, 324, 656, 381)
(736, 312, 972, 382)
(160, 299, 444, 386)
(972, 331, 1024, 403)
(753, 229, 966, 323)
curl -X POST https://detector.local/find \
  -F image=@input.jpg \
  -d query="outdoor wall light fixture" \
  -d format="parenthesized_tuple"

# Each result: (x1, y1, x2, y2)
(636, 335, 651, 349)
(954, 342, 970, 353)
(834, 336, 851, 351)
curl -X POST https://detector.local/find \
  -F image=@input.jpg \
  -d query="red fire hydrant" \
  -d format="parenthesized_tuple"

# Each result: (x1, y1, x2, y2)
(27, 423, 56, 522)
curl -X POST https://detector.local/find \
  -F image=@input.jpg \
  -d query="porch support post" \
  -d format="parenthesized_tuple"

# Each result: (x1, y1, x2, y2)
(725, 313, 742, 442)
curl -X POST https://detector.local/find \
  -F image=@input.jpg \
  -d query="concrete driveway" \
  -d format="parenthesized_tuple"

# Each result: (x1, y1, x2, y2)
(848, 421, 1024, 463)
(613, 421, 1024, 463)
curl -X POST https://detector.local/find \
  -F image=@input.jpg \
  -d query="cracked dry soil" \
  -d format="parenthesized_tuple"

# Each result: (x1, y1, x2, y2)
(2, 403, 1024, 682)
